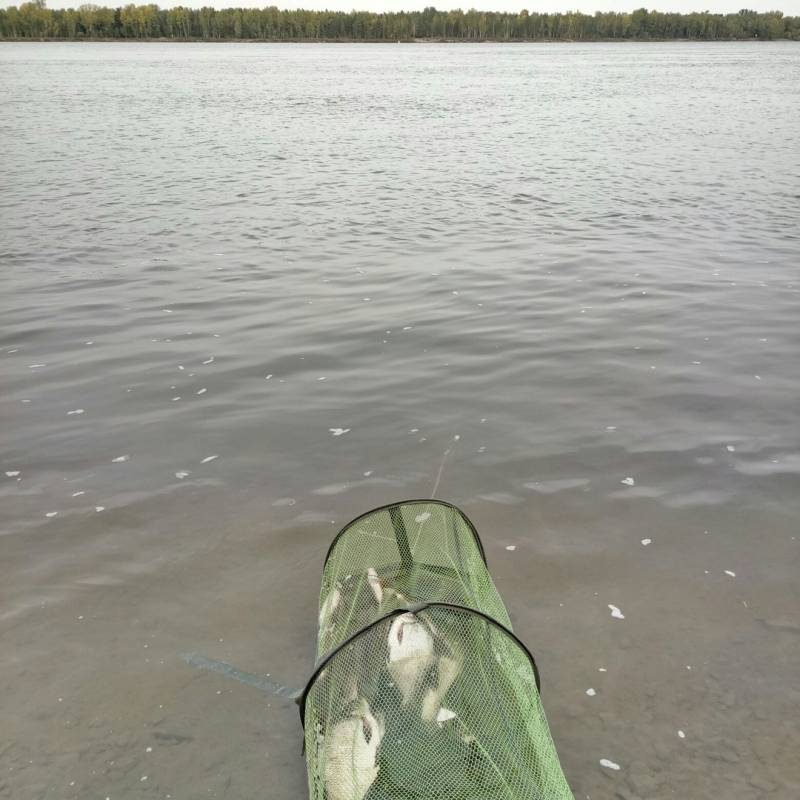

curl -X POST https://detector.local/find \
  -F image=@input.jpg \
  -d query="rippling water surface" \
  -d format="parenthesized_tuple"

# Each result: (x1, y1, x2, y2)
(2, 42, 799, 799)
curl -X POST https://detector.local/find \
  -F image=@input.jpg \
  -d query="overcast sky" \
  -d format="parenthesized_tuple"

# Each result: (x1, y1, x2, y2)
(35, 1, 800, 13)
(34, 0, 800, 16)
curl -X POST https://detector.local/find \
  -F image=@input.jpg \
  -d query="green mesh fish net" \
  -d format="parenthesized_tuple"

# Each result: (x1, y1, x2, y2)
(298, 500, 574, 800)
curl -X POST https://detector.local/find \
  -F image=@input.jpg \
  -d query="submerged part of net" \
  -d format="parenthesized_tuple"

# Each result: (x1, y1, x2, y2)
(301, 500, 574, 800)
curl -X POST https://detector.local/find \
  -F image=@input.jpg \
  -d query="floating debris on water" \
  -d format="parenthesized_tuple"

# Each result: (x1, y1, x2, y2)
(202, 357, 215, 365)
(196, 388, 207, 395)
(265, 374, 273, 380)
(111, 455, 129, 463)
(175, 471, 190, 479)
(678, 730, 686, 739)
(726, 445, 736, 452)
(72, 491, 85, 497)
(724, 570, 736, 577)
(45, 511, 58, 518)
(95, 506, 105, 512)
(585, 688, 596, 696)
(599, 758, 620, 770)
(641, 538, 652, 546)
(67, 409, 85, 415)
(608, 604, 625, 620)
(620, 477, 635, 486)
(272, 497, 296, 507)
(200, 455, 219, 464)
(5, 471, 21, 478)
(363, 470, 373, 477)
(329, 428, 350, 437)
(505, 545, 516, 551)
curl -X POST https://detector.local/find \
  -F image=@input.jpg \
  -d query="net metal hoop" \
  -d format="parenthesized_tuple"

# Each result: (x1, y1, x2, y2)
(298, 600, 541, 728)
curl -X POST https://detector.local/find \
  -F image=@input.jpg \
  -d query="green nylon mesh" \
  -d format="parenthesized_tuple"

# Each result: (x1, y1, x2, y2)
(303, 501, 574, 800)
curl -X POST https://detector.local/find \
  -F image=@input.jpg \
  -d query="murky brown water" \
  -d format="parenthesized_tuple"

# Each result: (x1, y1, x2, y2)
(1, 41, 799, 799)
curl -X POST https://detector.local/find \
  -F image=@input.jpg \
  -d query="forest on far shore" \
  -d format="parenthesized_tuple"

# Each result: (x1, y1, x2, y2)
(1, 3, 798, 42)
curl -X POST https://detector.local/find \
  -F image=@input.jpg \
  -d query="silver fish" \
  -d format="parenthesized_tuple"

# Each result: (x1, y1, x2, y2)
(319, 586, 342, 632)
(367, 567, 408, 608)
(323, 698, 384, 800)
(421, 652, 462, 722)
(387, 613, 434, 703)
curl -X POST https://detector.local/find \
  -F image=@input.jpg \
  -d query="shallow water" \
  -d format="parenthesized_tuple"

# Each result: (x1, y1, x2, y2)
(1, 41, 799, 799)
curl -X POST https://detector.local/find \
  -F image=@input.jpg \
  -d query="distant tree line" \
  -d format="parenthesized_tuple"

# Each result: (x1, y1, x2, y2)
(1, 2, 798, 42)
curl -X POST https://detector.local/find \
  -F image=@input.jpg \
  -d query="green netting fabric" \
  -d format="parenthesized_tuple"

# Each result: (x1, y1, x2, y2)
(301, 500, 574, 800)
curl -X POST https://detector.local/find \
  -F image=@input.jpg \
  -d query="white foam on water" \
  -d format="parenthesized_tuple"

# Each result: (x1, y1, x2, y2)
(724, 570, 736, 577)
(72, 491, 85, 497)
(363, 470, 373, 477)
(641, 538, 652, 546)
(202, 357, 215, 364)
(726, 445, 736, 452)
(505, 545, 516, 551)
(599, 758, 620, 770)
(196, 388, 207, 395)
(95, 506, 105, 512)
(200, 455, 219, 464)
(678, 730, 686, 739)
(586, 688, 596, 696)
(608, 604, 625, 619)
(111, 455, 129, 463)
(313, 483, 350, 496)
(329, 428, 350, 436)
(6, 471, 21, 477)
(45, 511, 58, 518)
(67, 409, 85, 415)
(175, 472, 190, 479)
(524, 478, 589, 494)
(620, 477, 635, 486)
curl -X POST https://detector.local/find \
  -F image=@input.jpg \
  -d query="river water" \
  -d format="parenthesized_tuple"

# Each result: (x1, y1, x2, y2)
(1, 41, 799, 799)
